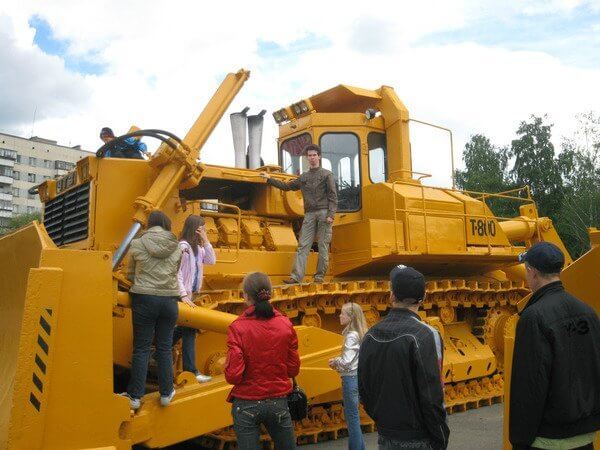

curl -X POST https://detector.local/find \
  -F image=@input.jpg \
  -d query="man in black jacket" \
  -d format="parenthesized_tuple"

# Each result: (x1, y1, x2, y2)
(510, 242, 600, 450)
(358, 265, 449, 450)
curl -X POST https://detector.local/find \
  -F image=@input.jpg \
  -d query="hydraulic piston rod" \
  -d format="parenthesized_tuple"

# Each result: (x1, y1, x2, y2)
(116, 291, 236, 333)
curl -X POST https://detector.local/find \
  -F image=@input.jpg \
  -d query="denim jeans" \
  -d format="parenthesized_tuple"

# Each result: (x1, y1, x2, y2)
(342, 375, 366, 450)
(127, 294, 178, 398)
(378, 435, 432, 450)
(172, 326, 198, 374)
(232, 397, 296, 450)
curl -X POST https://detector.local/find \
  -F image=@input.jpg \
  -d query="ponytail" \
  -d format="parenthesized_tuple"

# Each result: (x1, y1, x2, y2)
(243, 272, 275, 319)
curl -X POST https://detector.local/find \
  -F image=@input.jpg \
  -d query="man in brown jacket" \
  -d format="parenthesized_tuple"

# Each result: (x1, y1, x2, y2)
(260, 144, 337, 283)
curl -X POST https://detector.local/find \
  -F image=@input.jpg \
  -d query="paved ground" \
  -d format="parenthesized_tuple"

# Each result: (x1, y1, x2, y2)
(303, 404, 504, 450)
(159, 403, 504, 449)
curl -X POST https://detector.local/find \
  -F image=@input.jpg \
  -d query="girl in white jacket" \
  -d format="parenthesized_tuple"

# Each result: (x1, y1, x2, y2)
(329, 302, 368, 450)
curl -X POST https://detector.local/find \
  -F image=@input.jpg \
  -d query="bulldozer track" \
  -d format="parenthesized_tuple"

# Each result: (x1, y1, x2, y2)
(199, 278, 529, 321)
(197, 375, 503, 449)
(192, 278, 527, 448)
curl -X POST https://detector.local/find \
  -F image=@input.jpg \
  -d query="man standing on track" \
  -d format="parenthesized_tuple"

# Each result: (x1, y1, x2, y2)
(260, 144, 337, 284)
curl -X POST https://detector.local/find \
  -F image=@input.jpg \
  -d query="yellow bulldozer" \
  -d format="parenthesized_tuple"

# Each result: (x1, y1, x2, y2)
(1, 69, 598, 449)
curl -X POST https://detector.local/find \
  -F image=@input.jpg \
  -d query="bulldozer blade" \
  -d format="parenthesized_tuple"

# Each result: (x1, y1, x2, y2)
(1, 223, 131, 450)
(1, 222, 343, 449)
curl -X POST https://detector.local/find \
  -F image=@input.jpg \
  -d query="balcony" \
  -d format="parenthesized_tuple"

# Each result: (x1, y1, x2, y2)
(0, 176, 13, 186)
(0, 148, 17, 161)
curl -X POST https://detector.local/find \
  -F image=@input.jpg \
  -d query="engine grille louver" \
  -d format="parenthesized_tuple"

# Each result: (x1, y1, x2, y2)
(43, 183, 90, 245)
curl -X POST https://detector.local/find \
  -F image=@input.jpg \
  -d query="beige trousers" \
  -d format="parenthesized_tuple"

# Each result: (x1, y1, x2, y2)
(291, 209, 332, 282)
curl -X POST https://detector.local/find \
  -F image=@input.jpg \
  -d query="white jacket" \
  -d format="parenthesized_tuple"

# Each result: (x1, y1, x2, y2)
(331, 331, 360, 377)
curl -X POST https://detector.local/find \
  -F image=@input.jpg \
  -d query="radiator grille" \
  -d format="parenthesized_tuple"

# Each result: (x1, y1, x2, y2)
(43, 182, 90, 245)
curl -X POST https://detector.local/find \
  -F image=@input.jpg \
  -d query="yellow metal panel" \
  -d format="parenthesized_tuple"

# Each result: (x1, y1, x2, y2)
(93, 159, 153, 252)
(443, 322, 496, 382)
(203, 216, 220, 245)
(308, 85, 381, 113)
(7, 267, 63, 449)
(263, 224, 298, 252)
(36, 249, 129, 449)
(240, 218, 264, 249)
(216, 218, 239, 247)
(561, 243, 600, 316)
(0, 224, 43, 449)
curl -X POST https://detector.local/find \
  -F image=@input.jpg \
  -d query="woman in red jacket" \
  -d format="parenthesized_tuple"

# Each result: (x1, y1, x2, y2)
(225, 272, 300, 450)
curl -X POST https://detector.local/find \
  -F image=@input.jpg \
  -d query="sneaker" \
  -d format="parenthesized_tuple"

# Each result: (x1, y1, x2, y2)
(196, 373, 213, 383)
(283, 278, 298, 284)
(119, 392, 141, 410)
(160, 389, 176, 406)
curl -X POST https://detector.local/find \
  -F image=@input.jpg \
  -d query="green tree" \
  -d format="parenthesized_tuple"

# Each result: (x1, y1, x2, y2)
(555, 112, 600, 257)
(509, 115, 563, 219)
(455, 134, 515, 217)
(0, 212, 42, 235)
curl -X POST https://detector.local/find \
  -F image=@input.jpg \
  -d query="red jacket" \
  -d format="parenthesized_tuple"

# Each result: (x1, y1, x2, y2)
(224, 306, 300, 401)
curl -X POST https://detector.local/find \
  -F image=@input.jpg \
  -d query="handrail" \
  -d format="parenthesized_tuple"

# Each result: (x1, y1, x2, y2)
(473, 186, 533, 200)
(409, 118, 455, 189)
(389, 169, 432, 181)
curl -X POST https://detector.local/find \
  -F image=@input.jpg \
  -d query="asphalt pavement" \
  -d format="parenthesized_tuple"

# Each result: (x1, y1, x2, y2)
(302, 403, 504, 450)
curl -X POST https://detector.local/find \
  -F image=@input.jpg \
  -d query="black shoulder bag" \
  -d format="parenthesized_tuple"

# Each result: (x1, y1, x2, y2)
(287, 378, 308, 421)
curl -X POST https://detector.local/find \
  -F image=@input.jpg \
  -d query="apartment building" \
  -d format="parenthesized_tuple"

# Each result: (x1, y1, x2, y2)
(0, 132, 93, 228)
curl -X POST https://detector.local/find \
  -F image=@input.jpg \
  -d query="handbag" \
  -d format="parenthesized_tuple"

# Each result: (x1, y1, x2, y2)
(287, 378, 308, 421)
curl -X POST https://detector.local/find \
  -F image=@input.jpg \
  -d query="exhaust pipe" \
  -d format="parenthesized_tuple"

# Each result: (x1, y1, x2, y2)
(247, 109, 266, 169)
(230, 107, 249, 168)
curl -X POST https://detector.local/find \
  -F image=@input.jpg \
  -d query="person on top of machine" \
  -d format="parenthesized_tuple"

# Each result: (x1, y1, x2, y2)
(260, 144, 337, 284)
(99, 127, 147, 159)
(174, 214, 215, 384)
(122, 210, 182, 410)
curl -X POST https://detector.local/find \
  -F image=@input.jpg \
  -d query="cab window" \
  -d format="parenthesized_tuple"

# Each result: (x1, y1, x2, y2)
(319, 133, 360, 212)
(281, 133, 312, 175)
(368, 132, 387, 183)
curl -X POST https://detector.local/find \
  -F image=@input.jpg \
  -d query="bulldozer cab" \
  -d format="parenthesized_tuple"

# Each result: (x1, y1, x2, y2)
(274, 84, 414, 225)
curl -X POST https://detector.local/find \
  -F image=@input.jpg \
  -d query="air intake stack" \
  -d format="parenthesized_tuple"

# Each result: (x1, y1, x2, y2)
(248, 109, 266, 169)
(230, 107, 249, 168)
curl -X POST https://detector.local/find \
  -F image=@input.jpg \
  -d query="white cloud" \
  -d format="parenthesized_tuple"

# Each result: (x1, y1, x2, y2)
(0, 14, 92, 136)
(0, 0, 598, 189)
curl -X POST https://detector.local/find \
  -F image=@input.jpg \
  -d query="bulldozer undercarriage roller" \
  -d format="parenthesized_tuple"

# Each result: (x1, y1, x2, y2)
(189, 277, 528, 448)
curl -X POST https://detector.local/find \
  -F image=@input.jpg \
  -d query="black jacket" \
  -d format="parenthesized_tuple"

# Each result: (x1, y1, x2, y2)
(509, 281, 600, 449)
(358, 308, 449, 450)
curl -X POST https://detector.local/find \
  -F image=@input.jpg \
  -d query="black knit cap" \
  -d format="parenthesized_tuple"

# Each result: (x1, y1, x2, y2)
(518, 242, 565, 274)
(100, 127, 114, 138)
(390, 265, 426, 304)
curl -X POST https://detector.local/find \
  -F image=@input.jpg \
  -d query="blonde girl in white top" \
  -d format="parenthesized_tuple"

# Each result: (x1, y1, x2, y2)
(329, 302, 368, 450)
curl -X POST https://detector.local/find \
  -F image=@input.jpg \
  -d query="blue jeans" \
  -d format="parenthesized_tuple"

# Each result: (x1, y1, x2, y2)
(172, 326, 198, 374)
(232, 397, 296, 450)
(342, 375, 366, 450)
(127, 294, 178, 398)
(378, 435, 432, 450)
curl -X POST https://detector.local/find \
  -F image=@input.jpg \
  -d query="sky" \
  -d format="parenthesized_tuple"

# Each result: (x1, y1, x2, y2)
(0, 0, 599, 187)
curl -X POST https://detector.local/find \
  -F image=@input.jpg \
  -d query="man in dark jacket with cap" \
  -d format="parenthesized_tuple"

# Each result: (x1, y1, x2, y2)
(358, 265, 449, 450)
(509, 242, 600, 450)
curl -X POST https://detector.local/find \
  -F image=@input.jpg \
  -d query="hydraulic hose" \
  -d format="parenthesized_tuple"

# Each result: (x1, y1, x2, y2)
(95, 129, 183, 158)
